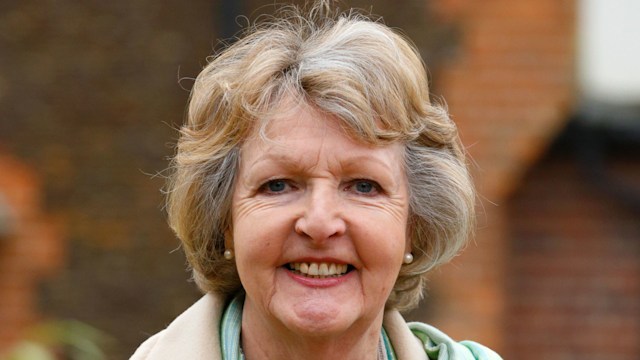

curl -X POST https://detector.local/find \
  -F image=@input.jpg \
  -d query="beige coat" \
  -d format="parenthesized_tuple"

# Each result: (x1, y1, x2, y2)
(131, 293, 428, 360)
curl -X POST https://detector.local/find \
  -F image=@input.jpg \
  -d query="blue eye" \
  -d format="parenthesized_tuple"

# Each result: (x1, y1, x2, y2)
(355, 181, 374, 193)
(267, 180, 286, 192)
(350, 180, 380, 195)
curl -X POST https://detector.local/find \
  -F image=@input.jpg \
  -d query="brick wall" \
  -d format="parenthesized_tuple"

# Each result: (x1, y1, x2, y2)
(0, 152, 63, 350)
(0, 0, 214, 357)
(506, 133, 640, 359)
(425, 0, 577, 352)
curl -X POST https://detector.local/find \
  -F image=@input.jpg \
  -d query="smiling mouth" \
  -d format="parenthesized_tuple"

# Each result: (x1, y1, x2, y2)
(287, 262, 352, 278)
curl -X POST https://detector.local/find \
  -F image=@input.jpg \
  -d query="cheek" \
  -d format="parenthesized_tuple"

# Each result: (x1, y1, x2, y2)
(232, 211, 285, 268)
(360, 232, 405, 305)
(233, 227, 277, 297)
(366, 214, 407, 248)
(234, 226, 271, 261)
(358, 222, 406, 272)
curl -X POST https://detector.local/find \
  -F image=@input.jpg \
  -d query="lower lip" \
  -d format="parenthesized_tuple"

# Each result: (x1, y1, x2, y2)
(284, 268, 354, 288)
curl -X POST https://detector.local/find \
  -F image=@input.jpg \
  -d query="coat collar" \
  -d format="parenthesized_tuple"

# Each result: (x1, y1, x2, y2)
(131, 293, 427, 360)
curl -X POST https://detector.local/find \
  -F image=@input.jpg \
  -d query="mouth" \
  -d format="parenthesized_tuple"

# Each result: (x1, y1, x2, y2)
(286, 262, 353, 278)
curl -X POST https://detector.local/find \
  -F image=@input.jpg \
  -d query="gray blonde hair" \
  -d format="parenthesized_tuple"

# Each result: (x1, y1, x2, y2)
(167, 1, 474, 312)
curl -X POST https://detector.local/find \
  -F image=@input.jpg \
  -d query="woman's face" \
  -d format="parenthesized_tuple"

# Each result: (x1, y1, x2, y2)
(231, 102, 410, 338)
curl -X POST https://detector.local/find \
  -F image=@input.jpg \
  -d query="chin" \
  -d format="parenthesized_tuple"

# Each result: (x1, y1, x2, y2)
(275, 296, 362, 337)
(285, 314, 356, 338)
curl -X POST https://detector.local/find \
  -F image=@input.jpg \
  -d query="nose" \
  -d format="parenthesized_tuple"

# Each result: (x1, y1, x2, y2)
(294, 185, 346, 243)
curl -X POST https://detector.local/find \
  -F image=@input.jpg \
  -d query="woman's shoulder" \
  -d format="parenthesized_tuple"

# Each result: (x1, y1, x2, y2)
(130, 293, 225, 360)
(407, 321, 503, 360)
(130, 331, 164, 359)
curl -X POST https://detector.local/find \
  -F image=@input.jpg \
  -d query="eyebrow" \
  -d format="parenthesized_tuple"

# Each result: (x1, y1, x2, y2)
(243, 150, 400, 179)
(243, 152, 305, 171)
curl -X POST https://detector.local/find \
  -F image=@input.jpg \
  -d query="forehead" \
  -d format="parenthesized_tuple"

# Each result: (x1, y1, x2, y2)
(261, 102, 340, 140)
(253, 97, 387, 143)
(249, 100, 393, 146)
(239, 101, 406, 170)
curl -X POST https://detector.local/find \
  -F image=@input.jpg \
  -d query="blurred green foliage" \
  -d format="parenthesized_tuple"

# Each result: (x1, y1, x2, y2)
(1, 320, 112, 360)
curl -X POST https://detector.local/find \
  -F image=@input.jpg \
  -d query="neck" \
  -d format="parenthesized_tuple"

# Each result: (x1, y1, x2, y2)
(241, 300, 384, 360)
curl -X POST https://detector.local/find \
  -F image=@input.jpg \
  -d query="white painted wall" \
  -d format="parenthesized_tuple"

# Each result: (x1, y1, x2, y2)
(578, 0, 640, 105)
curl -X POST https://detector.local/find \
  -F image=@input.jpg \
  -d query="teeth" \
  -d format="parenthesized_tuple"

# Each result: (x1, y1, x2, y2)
(308, 263, 319, 276)
(288, 262, 350, 277)
(319, 263, 328, 275)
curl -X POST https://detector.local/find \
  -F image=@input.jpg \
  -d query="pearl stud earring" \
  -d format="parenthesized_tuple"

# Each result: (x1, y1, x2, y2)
(224, 249, 234, 260)
(403, 253, 414, 264)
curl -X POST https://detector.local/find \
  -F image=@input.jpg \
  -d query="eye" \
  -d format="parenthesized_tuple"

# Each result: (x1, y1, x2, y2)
(348, 180, 381, 196)
(355, 181, 373, 193)
(260, 179, 291, 194)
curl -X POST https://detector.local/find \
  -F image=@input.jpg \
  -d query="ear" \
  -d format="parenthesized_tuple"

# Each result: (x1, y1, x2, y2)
(405, 216, 414, 254)
(405, 236, 412, 254)
(224, 228, 233, 249)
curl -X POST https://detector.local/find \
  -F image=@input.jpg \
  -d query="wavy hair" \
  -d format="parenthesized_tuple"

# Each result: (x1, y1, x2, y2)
(166, 1, 475, 311)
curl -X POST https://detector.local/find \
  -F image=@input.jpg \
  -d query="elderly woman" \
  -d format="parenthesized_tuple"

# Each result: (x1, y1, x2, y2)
(132, 2, 501, 359)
